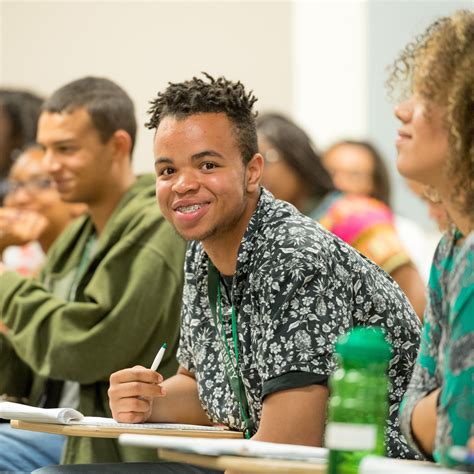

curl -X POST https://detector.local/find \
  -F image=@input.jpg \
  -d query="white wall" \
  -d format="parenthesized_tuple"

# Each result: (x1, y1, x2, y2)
(0, 0, 293, 173)
(2, 0, 472, 226)
(292, 1, 368, 151)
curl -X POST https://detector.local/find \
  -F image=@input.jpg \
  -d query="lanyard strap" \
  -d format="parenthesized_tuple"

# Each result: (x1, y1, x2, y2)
(208, 261, 254, 439)
(68, 234, 96, 301)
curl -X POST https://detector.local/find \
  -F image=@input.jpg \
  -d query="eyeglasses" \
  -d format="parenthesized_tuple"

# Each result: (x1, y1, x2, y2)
(6, 177, 55, 195)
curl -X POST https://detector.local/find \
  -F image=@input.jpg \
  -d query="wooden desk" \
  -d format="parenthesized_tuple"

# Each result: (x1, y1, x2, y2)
(10, 420, 243, 439)
(158, 448, 326, 473)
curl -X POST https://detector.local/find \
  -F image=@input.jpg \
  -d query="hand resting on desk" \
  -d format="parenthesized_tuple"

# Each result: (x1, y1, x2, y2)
(108, 364, 328, 449)
(108, 365, 212, 426)
(108, 365, 165, 423)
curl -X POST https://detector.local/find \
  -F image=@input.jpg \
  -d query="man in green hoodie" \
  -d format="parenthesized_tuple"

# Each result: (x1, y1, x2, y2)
(0, 77, 186, 471)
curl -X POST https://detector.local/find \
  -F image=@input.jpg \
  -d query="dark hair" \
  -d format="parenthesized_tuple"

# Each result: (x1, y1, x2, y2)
(0, 89, 43, 155)
(43, 77, 137, 154)
(325, 140, 392, 207)
(146, 73, 259, 164)
(256, 112, 334, 199)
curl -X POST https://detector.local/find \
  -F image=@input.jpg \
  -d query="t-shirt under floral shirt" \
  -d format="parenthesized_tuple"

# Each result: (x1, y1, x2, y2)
(177, 188, 422, 459)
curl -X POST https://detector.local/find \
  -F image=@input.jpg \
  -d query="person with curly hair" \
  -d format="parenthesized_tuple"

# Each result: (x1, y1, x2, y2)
(391, 10, 474, 469)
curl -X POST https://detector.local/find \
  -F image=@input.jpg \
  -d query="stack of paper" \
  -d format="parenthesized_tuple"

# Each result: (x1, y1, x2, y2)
(119, 433, 328, 462)
(0, 402, 229, 432)
(0, 402, 83, 424)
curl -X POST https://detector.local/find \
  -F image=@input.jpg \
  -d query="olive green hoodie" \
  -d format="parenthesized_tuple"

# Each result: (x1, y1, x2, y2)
(0, 174, 186, 463)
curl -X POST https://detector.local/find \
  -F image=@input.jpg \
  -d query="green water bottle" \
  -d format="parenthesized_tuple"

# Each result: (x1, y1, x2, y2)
(325, 327, 392, 474)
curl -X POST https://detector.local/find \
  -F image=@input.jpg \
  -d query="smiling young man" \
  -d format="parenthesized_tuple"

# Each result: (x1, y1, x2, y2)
(74, 75, 424, 474)
(0, 77, 186, 472)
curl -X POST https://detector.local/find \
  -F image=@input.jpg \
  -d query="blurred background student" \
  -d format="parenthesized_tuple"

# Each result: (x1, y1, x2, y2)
(323, 140, 391, 206)
(0, 145, 85, 338)
(0, 89, 43, 204)
(0, 145, 86, 277)
(390, 9, 473, 469)
(257, 112, 426, 319)
(323, 139, 439, 282)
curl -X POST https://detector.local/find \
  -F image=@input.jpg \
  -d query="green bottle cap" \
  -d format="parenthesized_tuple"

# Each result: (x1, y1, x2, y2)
(335, 327, 392, 362)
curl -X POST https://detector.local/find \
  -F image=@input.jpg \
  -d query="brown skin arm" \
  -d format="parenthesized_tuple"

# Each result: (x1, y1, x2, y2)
(108, 365, 211, 425)
(149, 366, 212, 425)
(391, 263, 426, 321)
(410, 388, 440, 456)
(109, 365, 328, 446)
(225, 385, 328, 474)
(110, 367, 328, 474)
(254, 384, 328, 446)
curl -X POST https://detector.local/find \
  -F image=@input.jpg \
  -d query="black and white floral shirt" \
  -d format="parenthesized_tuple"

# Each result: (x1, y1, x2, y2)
(177, 188, 422, 459)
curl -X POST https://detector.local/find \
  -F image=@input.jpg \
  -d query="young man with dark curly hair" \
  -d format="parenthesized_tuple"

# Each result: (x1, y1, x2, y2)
(36, 74, 422, 473)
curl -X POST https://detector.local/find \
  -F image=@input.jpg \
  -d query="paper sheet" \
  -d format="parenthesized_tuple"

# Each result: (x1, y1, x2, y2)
(119, 434, 327, 462)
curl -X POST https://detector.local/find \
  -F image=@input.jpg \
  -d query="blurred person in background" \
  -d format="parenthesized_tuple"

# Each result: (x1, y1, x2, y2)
(0, 144, 86, 277)
(0, 145, 85, 337)
(323, 139, 436, 283)
(0, 89, 43, 204)
(389, 10, 474, 469)
(257, 112, 426, 319)
(0, 76, 185, 472)
(323, 139, 391, 206)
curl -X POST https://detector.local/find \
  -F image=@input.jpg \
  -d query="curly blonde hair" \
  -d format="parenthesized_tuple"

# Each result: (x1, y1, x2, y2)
(387, 10, 474, 225)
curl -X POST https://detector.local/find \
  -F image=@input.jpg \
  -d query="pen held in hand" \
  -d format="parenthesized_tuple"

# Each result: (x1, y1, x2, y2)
(150, 343, 167, 372)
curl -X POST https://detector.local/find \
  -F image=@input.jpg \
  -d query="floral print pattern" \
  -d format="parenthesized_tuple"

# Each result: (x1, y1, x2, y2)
(177, 188, 421, 458)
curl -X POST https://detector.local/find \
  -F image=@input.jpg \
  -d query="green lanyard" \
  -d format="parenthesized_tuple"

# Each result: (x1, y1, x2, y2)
(67, 234, 96, 301)
(207, 261, 254, 439)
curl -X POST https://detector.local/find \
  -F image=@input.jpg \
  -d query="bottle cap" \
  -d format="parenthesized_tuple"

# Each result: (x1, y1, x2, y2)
(336, 327, 392, 362)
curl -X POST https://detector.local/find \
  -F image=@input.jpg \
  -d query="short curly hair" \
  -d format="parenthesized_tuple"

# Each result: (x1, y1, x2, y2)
(146, 73, 259, 164)
(387, 10, 474, 224)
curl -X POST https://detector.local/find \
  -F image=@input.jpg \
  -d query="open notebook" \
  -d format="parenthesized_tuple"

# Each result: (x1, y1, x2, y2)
(0, 401, 228, 432)
(119, 433, 328, 462)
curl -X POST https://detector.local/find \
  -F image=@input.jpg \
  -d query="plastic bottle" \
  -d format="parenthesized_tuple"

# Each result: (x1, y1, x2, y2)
(325, 327, 392, 474)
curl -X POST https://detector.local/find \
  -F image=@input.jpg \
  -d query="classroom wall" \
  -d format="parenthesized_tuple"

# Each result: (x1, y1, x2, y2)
(292, 1, 368, 150)
(0, 1, 293, 173)
(1, 0, 472, 226)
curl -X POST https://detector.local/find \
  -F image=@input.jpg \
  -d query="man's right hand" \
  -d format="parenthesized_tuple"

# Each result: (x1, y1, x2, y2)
(108, 366, 165, 423)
